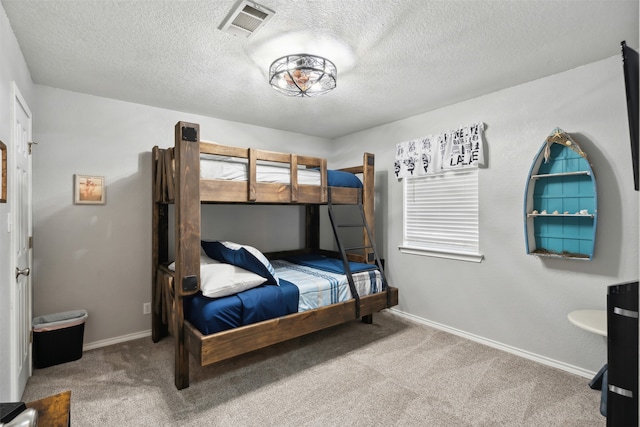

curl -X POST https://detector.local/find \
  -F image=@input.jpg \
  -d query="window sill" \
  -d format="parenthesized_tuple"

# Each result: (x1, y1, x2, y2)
(398, 245, 484, 263)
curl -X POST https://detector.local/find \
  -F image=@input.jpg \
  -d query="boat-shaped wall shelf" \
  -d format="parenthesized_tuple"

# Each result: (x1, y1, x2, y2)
(524, 128, 597, 260)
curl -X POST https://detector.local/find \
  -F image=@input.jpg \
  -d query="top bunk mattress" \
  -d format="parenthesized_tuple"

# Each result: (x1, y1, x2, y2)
(200, 155, 363, 188)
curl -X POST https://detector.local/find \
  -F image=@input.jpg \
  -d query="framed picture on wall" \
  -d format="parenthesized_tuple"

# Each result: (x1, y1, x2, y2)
(74, 174, 105, 205)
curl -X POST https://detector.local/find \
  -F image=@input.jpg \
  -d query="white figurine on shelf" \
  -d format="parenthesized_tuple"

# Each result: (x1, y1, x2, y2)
(541, 210, 547, 215)
(580, 209, 589, 215)
(552, 210, 559, 215)
(532, 210, 539, 215)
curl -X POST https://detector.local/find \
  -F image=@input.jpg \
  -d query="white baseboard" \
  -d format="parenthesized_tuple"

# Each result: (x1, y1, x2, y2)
(387, 308, 597, 379)
(83, 330, 151, 351)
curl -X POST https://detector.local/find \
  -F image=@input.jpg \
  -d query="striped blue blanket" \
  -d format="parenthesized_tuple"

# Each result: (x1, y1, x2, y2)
(271, 260, 382, 312)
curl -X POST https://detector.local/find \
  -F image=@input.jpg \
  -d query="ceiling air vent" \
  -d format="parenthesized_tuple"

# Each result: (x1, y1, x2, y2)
(219, 1, 275, 38)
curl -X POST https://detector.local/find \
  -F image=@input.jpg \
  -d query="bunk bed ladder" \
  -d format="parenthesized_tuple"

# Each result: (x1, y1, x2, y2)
(327, 188, 390, 315)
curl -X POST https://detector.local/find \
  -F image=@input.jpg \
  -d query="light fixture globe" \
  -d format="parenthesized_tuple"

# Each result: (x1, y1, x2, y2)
(269, 54, 337, 97)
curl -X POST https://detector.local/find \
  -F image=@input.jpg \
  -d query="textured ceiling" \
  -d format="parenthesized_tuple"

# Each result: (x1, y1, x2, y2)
(2, 0, 638, 139)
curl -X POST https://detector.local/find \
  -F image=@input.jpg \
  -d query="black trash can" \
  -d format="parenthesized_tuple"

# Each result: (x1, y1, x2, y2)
(32, 309, 88, 368)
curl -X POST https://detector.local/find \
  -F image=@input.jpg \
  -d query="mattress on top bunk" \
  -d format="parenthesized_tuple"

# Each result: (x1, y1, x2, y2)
(199, 155, 363, 188)
(184, 255, 382, 335)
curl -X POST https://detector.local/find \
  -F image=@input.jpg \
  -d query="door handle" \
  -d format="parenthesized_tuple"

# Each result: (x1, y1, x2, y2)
(15, 267, 30, 279)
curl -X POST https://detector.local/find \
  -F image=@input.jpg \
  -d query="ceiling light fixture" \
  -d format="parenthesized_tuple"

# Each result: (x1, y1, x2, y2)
(269, 54, 337, 97)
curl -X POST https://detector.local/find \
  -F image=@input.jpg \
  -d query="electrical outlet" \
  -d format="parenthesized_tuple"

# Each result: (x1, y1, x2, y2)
(143, 302, 151, 315)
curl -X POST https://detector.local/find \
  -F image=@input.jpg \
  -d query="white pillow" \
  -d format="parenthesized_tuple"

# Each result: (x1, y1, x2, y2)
(168, 255, 218, 271)
(168, 255, 266, 298)
(200, 263, 267, 298)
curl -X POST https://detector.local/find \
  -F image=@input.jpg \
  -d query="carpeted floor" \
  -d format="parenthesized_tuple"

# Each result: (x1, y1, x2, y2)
(22, 311, 604, 426)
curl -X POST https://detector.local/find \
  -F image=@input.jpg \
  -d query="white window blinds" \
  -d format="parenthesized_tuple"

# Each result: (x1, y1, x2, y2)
(402, 168, 482, 262)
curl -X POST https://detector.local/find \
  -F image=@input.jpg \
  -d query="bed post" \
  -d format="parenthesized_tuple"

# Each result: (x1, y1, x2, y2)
(362, 153, 376, 324)
(152, 147, 169, 342)
(363, 153, 375, 264)
(305, 205, 320, 252)
(173, 122, 202, 390)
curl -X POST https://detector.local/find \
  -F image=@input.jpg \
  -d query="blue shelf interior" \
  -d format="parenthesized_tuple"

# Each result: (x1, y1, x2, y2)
(531, 144, 595, 256)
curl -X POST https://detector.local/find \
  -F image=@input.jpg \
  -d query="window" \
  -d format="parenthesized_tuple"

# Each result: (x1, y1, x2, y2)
(400, 168, 483, 262)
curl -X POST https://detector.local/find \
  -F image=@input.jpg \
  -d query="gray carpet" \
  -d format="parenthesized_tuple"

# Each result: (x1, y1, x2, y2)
(22, 311, 604, 426)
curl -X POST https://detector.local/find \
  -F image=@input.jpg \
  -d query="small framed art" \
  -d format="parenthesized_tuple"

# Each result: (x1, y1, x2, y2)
(74, 175, 105, 205)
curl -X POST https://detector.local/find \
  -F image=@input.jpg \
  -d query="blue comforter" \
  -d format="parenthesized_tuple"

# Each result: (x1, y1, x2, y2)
(185, 279, 298, 335)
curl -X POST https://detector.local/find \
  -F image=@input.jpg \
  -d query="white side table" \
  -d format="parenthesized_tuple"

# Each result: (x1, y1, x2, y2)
(567, 309, 607, 336)
(568, 308, 608, 412)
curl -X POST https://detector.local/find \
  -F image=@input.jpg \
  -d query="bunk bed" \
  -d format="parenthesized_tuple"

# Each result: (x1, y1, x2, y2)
(152, 121, 398, 390)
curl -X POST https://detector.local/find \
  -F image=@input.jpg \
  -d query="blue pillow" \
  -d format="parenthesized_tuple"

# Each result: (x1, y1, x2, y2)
(327, 170, 363, 188)
(201, 241, 279, 286)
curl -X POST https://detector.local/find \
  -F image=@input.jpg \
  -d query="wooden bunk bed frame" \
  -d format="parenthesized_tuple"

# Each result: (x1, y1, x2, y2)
(152, 121, 399, 390)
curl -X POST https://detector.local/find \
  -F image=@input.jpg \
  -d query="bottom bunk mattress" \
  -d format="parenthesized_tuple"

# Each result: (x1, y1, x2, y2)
(184, 255, 383, 335)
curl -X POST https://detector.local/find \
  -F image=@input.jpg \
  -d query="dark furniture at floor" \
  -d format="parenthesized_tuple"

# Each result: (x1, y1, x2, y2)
(25, 390, 71, 427)
(1, 390, 70, 427)
(607, 281, 638, 426)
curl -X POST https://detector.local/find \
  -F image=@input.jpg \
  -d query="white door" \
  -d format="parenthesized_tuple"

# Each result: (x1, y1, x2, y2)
(10, 82, 32, 400)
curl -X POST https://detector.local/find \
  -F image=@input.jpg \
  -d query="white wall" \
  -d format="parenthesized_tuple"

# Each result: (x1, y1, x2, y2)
(31, 86, 331, 347)
(0, 4, 35, 401)
(329, 55, 639, 374)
